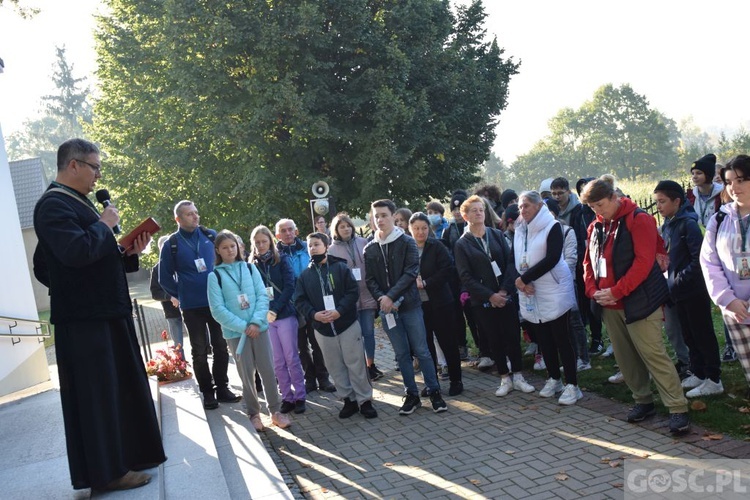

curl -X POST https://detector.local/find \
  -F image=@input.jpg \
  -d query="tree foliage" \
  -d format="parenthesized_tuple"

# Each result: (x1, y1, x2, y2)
(6, 46, 91, 179)
(92, 0, 518, 236)
(511, 84, 678, 186)
(0, 0, 39, 18)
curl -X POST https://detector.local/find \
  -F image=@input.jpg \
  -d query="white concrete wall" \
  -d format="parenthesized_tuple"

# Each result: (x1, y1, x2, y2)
(22, 228, 50, 311)
(0, 125, 49, 397)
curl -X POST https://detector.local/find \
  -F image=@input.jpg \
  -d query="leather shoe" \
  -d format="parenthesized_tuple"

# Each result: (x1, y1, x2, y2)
(318, 379, 336, 392)
(216, 386, 242, 403)
(203, 391, 219, 410)
(100, 471, 151, 491)
(305, 380, 318, 393)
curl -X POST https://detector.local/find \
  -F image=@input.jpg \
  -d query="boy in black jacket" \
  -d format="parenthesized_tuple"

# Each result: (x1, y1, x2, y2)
(294, 233, 377, 419)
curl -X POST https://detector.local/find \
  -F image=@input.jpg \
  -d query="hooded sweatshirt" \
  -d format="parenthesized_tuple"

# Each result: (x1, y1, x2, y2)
(688, 182, 724, 227)
(583, 197, 659, 308)
(701, 202, 750, 323)
(558, 192, 581, 226)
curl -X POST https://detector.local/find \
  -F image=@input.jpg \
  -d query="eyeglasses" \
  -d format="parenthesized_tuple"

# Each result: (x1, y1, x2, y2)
(724, 176, 748, 186)
(74, 158, 101, 173)
(550, 191, 568, 197)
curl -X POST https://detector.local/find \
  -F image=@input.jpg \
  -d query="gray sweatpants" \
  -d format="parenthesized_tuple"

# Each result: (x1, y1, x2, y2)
(315, 321, 373, 404)
(227, 333, 281, 416)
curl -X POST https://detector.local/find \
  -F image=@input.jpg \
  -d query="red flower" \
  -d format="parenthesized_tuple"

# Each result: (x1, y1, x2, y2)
(161, 330, 168, 341)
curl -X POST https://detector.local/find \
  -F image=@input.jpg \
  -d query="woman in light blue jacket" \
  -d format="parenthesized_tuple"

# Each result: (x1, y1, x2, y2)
(207, 231, 290, 431)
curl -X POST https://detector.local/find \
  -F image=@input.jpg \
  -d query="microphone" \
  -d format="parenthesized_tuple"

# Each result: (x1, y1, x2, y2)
(95, 189, 121, 234)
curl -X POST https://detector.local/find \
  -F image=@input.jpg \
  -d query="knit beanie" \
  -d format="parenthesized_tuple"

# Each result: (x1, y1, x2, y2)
(691, 154, 717, 181)
(449, 189, 469, 211)
(500, 189, 518, 209)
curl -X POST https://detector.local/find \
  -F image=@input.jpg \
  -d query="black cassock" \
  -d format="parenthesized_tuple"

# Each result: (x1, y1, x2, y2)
(34, 184, 166, 490)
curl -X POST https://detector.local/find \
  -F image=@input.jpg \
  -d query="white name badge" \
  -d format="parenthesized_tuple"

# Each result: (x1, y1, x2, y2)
(737, 257, 750, 280)
(323, 294, 336, 311)
(195, 258, 207, 272)
(491, 260, 502, 277)
(238, 294, 249, 310)
(266, 286, 274, 299)
(520, 254, 529, 272)
(385, 313, 397, 329)
(352, 268, 362, 281)
(598, 258, 608, 278)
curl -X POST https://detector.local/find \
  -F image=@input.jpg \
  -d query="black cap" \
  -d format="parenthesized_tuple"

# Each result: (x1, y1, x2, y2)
(654, 180, 685, 201)
(504, 204, 520, 222)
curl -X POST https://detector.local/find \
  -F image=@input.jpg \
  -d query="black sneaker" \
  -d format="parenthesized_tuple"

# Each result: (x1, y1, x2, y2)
(216, 386, 242, 403)
(304, 380, 318, 393)
(203, 390, 219, 410)
(399, 394, 422, 415)
(669, 412, 690, 435)
(294, 399, 306, 414)
(279, 400, 295, 414)
(448, 381, 464, 396)
(420, 386, 430, 397)
(359, 400, 378, 419)
(430, 391, 448, 413)
(588, 339, 604, 356)
(339, 397, 359, 419)
(626, 403, 656, 423)
(722, 345, 738, 362)
(369, 364, 384, 381)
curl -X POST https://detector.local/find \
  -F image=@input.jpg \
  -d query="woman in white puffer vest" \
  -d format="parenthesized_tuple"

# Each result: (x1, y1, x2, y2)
(513, 191, 582, 405)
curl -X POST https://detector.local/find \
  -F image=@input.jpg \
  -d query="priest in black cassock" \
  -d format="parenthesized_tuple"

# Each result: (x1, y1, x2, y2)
(33, 138, 166, 491)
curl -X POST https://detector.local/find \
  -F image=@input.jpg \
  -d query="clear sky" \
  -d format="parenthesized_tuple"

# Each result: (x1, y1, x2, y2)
(1, 0, 748, 163)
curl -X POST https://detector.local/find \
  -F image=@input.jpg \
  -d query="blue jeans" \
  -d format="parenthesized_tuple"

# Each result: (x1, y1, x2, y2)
(380, 307, 440, 395)
(166, 317, 184, 355)
(358, 309, 376, 361)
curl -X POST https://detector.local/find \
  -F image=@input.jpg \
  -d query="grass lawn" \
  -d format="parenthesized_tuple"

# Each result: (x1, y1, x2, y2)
(515, 305, 750, 439)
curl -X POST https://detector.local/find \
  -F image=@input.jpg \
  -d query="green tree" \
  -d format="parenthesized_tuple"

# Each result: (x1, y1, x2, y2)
(511, 84, 678, 185)
(0, 0, 39, 18)
(92, 0, 518, 236)
(6, 46, 91, 178)
(717, 128, 750, 163)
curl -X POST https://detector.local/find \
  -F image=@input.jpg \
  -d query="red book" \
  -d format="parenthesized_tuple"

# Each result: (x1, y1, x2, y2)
(119, 217, 161, 251)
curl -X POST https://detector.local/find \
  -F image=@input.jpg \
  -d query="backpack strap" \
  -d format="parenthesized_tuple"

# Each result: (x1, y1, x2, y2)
(714, 210, 727, 244)
(213, 268, 222, 288)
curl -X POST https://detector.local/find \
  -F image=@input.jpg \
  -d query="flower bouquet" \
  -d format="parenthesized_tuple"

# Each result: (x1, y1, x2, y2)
(146, 330, 191, 384)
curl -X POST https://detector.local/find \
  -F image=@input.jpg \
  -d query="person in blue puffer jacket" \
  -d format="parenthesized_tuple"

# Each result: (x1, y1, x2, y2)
(207, 230, 291, 431)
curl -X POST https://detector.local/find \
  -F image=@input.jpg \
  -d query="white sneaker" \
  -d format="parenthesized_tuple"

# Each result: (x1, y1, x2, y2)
(512, 373, 535, 393)
(558, 384, 583, 405)
(495, 377, 513, 397)
(539, 378, 564, 398)
(577, 359, 592, 372)
(477, 356, 494, 369)
(533, 355, 546, 371)
(601, 344, 614, 357)
(524, 343, 538, 356)
(608, 371, 624, 384)
(681, 374, 704, 389)
(686, 379, 724, 398)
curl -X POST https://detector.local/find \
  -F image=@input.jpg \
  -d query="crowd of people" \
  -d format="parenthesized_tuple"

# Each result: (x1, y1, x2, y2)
(36, 138, 750, 492)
